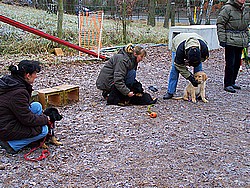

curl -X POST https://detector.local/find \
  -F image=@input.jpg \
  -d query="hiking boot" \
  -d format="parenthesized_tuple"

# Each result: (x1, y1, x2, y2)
(232, 84, 241, 90)
(0, 141, 17, 154)
(163, 93, 173, 100)
(224, 86, 236, 93)
(102, 90, 109, 100)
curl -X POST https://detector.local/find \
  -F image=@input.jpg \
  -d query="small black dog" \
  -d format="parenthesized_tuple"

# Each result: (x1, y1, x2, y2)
(107, 81, 157, 105)
(43, 107, 63, 148)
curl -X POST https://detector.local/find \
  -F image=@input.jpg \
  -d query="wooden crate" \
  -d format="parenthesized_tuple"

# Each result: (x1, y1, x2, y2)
(38, 88, 64, 109)
(53, 84, 79, 105)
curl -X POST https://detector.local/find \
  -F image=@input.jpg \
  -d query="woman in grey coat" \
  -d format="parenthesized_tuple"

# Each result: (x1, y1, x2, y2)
(96, 43, 147, 99)
(216, 0, 249, 93)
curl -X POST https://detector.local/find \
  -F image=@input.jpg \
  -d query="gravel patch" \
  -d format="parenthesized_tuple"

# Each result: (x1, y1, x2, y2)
(0, 46, 249, 187)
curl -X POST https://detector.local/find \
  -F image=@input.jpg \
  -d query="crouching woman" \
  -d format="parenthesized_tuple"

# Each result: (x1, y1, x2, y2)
(96, 43, 147, 103)
(0, 60, 49, 154)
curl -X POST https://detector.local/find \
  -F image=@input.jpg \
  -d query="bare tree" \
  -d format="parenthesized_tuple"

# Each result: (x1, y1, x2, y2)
(163, 0, 171, 28)
(196, 0, 205, 24)
(187, 0, 211, 25)
(116, 0, 138, 19)
(147, 0, 156, 26)
(122, 1, 127, 43)
(57, 0, 63, 38)
(187, 0, 195, 24)
(170, 0, 175, 26)
(64, 0, 76, 14)
(205, 0, 214, 25)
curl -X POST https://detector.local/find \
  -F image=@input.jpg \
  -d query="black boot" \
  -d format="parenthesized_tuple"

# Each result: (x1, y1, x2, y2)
(163, 93, 173, 99)
(232, 84, 241, 90)
(224, 86, 236, 93)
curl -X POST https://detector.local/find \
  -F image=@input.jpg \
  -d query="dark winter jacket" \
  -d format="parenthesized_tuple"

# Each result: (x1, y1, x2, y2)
(172, 33, 209, 79)
(0, 75, 48, 141)
(96, 47, 137, 96)
(216, 0, 250, 47)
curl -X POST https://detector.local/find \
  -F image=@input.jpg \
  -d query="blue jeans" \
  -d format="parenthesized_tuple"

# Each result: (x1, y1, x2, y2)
(125, 69, 136, 86)
(8, 102, 48, 152)
(167, 51, 202, 94)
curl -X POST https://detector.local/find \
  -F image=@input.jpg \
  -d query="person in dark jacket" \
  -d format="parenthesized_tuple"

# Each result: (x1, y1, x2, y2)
(96, 43, 147, 100)
(0, 60, 49, 154)
(163, 33, 209, 99)
(216, 0, 250, 93)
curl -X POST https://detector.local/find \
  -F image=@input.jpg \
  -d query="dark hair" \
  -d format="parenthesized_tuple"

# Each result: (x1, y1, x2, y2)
(187, 47, 201, 67)
(9, 60, 41, 77)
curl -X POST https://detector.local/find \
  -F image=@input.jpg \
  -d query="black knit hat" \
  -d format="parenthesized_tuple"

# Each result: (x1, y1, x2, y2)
(187, 47, 201, 67)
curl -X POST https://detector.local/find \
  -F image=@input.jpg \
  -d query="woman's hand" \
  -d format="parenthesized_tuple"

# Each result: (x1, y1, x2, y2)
(127, 91, 134, 97)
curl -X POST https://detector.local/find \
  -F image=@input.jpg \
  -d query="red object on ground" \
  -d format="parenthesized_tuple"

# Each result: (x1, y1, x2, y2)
(0, 15, 106, 60)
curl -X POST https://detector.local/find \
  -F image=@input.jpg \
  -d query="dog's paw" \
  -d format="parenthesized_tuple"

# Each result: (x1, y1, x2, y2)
(50, 137, 63, 146)
(42, 143, 49, 149)
(53, 141, 63, 146)
(203, 99, 209, 103)
(191, 99, 197, 103)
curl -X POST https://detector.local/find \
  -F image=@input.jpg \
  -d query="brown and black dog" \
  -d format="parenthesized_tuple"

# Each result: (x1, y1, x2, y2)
(43, 107, 63, 148)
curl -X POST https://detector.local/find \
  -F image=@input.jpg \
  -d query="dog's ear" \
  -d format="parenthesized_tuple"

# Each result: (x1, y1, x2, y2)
(44, 107, 63, 122)
(203, 73, 208, 81)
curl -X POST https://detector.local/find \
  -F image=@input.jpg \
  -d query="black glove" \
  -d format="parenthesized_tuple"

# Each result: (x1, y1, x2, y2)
(220, 42, 226, 47)
(187, 75, 198, 87)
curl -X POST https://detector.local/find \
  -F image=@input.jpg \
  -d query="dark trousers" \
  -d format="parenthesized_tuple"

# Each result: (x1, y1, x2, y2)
(224, 45, 243, 87)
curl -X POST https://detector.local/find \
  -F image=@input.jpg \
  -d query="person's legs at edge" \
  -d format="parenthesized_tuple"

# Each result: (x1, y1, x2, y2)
(164, 51, 178, 99)
(224, 45, 236, 93)
(232, 47, 243, 89)
(7, 102, 48, 152)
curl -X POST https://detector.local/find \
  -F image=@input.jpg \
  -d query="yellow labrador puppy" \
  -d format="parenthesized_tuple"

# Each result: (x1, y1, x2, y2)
(183, 71, 208, 103)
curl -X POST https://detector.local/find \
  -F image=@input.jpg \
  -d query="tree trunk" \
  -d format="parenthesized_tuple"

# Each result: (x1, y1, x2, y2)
(205, 0, 213, 25)
(64, 0, 76, 14)
(110, 0, 116, 17)
(122, 1, 127, 43)
(147, 0, 156, 27)
(197, 0, 205, 24)
(170, 0, 175, 26)
(163, 0, 171, 28)
(36, 0, 47, 10)
(187, 0, 195, 25)
(57, 0, 63, 39)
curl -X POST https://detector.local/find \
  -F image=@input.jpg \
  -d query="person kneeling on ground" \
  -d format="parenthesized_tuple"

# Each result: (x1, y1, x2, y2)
(0, 60, 50, 154)
(163, 33, 209, 100)
(96, 43, 156, 105)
